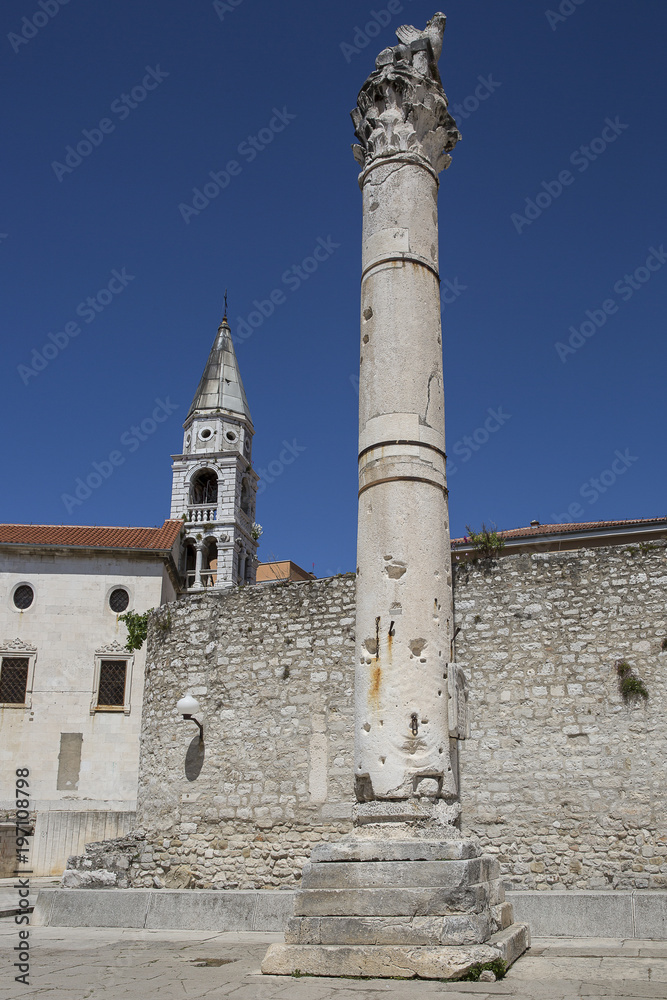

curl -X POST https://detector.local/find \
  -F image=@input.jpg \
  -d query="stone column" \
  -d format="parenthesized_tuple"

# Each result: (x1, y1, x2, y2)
(194, 541, 205, 588)
(262, 14, 529, 979)
(352, 29, 460, 819)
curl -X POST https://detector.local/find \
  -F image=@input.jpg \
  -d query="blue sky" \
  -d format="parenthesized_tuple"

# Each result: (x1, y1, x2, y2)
(2, 0, 665, 577)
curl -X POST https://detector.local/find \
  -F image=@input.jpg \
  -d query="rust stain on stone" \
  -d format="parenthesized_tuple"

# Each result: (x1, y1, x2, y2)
(369, 663, 381, 706)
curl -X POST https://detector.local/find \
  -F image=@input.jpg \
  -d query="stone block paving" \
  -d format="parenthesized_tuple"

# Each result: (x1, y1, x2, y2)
(1, 926, 667, 1000)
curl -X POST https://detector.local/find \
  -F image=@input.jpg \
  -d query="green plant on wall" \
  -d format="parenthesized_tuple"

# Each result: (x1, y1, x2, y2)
(615, 659, 649, 702)
(118, 610, 151, 652)
(465, 523, 505, 559)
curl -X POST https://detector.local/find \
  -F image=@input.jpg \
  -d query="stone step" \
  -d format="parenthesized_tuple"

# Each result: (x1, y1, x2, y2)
(285, 913, 493, 946)
(311, 838, 481, 864)
(261, 922, 532, 979)
(294, 880, 505, 917)
(301, 857, 499, 891)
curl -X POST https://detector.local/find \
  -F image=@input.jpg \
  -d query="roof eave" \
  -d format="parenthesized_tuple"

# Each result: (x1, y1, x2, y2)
(452, 521, 667, 553)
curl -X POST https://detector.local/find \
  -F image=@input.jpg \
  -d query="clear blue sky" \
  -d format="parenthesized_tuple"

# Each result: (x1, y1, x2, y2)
(2, 0, 665, 577)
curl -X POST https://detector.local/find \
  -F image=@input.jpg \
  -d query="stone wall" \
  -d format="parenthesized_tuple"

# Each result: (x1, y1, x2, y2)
(455, 541, 667, 891)
(129, 576, 357, 889)
(70, 541, 667, 892)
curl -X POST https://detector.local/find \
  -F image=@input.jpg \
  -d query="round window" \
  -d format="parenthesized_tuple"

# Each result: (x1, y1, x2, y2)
(199, 427, 213, 441)
(13, 585, 34, 610)
(225, 430, 238, 443)
(109, 588, 130, 613)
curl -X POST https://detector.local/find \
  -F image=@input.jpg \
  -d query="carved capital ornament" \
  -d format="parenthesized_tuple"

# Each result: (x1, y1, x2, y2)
(351, 12, 461, 177)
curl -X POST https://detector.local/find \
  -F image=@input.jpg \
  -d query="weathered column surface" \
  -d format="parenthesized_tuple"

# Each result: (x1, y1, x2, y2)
(263, 14, 529, 979)
(352, 13, 460, 820)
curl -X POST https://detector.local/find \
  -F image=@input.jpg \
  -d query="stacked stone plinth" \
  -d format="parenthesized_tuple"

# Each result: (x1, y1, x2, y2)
(262, 836, 529, 978)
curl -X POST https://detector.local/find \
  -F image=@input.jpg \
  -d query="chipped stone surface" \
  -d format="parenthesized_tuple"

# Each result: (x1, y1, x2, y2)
(311, 837, 480, 863)
(294, 882, 502, 918)
(262, 922, 529, 979)
(352, 12, 461, 809)
(300, 858, 499, 891)
(284, 913, 494, 946)
(351, 13, 460, 175)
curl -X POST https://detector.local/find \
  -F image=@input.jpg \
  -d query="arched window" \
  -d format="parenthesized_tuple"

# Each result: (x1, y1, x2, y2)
(240, 477, 252, 517)
(183, 541, 197, 589)
(203, 539, 218, 588)
(190, 469, 218, 506)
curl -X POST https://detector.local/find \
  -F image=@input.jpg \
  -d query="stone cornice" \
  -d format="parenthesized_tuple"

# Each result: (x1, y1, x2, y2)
(95, 640, 131, 656)
(1, 637, 37, 653)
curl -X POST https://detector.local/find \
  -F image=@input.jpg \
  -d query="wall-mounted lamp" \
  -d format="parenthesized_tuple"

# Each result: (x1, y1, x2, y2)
(177, 694, 204, 740)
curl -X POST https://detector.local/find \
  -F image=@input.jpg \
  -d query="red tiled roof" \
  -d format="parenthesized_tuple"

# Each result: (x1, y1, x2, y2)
(0, 520, 183, 552)
(451, 517, 667, 546)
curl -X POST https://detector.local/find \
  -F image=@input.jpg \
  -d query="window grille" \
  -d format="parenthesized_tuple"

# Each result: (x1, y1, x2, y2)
(109, 588, 129, 613)
(0, 658, 29, 703)
(97, 660, 127, 707)
(13, 585, 34, 610)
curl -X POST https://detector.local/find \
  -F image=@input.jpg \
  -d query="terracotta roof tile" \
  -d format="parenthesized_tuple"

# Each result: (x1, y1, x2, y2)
(0, 520, 183, 552)
(451, 517, 667, 546)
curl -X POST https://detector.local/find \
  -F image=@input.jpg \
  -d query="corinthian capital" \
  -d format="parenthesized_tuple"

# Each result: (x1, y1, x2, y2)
(351, 12, 461, 175)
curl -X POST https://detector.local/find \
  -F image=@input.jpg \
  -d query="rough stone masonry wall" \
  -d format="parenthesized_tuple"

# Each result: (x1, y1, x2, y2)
(128, 576, 357, 889)
(455, 541, 667, 891)
(68, 542, 667, 891)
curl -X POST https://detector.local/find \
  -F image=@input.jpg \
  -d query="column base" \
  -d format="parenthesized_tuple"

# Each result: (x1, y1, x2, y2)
(261, 834, 530, 978)
(262, 924, 530, 979)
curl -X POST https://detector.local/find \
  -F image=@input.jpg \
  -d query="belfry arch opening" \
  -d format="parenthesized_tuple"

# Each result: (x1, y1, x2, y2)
(190, 469, 218, 506)
(202, 538, 218, 588)
(240, 476, 252, 517)
(183, 541, 197, 588)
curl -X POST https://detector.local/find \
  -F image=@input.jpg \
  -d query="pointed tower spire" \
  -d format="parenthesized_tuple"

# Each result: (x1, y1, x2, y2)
(186, 317, 252, 423)
(170, 309, 259, 590)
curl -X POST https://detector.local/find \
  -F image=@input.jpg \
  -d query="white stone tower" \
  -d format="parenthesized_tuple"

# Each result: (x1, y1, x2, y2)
(170, 312, 259, 590)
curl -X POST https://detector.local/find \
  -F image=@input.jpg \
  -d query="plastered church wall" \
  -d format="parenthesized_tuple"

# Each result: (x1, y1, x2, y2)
(0, 549, 174, 875)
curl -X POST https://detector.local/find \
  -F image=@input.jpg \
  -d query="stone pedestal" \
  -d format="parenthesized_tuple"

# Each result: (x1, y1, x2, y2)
(262, 830, 529, 979)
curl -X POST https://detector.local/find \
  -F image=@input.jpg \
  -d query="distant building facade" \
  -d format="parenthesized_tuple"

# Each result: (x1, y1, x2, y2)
(0, 314, 264, 876)
(256, 561, 315, 583)
(0, 522, 181, 876)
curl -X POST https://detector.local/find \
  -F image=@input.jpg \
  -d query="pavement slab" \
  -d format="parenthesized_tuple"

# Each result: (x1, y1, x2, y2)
(1, 925, 667, 1000)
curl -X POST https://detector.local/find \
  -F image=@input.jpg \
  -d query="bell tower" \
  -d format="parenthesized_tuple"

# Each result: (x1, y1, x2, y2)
(171, 311, 259, 590)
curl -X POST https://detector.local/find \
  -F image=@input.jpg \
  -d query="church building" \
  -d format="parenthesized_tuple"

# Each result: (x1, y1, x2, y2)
(0, 311, 259, 876)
